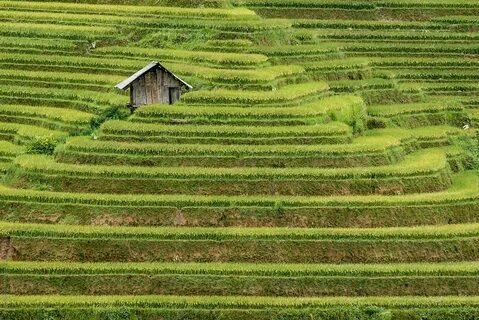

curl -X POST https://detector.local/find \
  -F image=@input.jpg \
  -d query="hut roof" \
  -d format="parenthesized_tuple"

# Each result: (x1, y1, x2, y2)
(115, 61, 193, 90)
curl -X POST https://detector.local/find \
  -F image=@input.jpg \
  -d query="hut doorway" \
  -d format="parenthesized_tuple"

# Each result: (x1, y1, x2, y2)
(169, 87, 181, 105)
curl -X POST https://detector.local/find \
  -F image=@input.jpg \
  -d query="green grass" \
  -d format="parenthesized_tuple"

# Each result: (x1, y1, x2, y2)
(14, 150, 448, 180)
(0, 1, 257, 18)
(5, 260, 479, 276)
(0, 140, 25, 157)
(0, 69, 123, 86)
(96, 46, 269, 67)
(181, 82, 329, 105)
(0, 169, 475, 207)
(100, 120, 351, 138)
(368, 101, 463, 117)
(0, 104, 95, 124)
(164, 63, 305, 84)
(58, 134, 403, 157)
(0, 0, 479, 314)
(0, 22, 117, 40)
(0, 84, 128, 113)
(10, 150, 452, 195)
(2, 220, 479, 240)
(55, 134, 406, 167)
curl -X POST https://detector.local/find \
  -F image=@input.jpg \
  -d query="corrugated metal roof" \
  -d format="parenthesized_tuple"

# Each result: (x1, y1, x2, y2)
(115, 61, 193, 90)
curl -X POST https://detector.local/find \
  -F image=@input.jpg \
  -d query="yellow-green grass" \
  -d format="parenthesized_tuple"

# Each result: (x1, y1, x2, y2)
(293, 19, 443, 30)
(312, 29, 479, 41)
(96, 46, 269, 67)
(0, 69, 123, 86)
(14, 150, 447, 180)
(0, 122, 67, 140)
(368, 101, 463, 117)
(0, 84, 128, 113)
(4, 221, 479, 263)
(0, 140, 24, 158)
(0, 169, 474, 206)
(0, 37, 79, 51)
(0, 1, 257, 19)
(376, 68, 479, 81)
(0, 8, 291, 33)
(6, 260, 479, 276)
(234, 0, 479, 9)
(133, 94, 363, 122)
(372, 57, 479, 67)
(55, 134, 407, 167)
(0, 52, 147, 74)
(0, 170, 476, 227)
(181, 82, 329, 105)
(325, 41, 479, 55)
(0, 22, 117, 40)
(100, 120, 351, 139)
(3, 295, 479, 320)
(131, 95, 365, 132)
(4, 261, 479, 297)
(164, 63, 305, 84)
(0, 104, 95, 124)
(3, 220, 479, 240)
(10, 150, 452, 195)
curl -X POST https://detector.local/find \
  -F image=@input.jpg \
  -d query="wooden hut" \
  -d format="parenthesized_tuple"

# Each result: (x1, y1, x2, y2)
(115, 61, 192, 110)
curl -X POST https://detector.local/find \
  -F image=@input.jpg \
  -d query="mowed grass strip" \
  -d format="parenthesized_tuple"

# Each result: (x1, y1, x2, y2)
(0, 169, 475, 207)
(233, 0, 479, 9)
(0, 104, 95, 125)
(17, 152, 445, 179)
(6, 260, 479, 276)
(327, 41, 479, 55)
(2, 220, 479, 240)
(100, 120, 351, 139)
(10, 149, 454, 195)
(4, 261, 479, 296)
(3, 294, 479, 306)
(368, 101, 464, 117)
(180, 82, 330, 105)
(3, 221, 479, 263)
(0, 140, 25, 158)
(4, 295, 479, 320)
(133, 95, 364, 126)
(0, 22, 117, 40)
(372, 57, 479, 67)
(0, 69, 123, 86)
(0, 37, 79, 51)
(0, 52, 147, 74)
(164, 63, 304, 84)
(0, 84, 128, 112)
(0, 171, 477, 227)
(55, 134, 407, 167)
(96, 46, 269, 67)
(0, 9, 291, 33)
(0, 1, 257, 19)
(0, 122, 67, 141)
(313, 29, 479, 41)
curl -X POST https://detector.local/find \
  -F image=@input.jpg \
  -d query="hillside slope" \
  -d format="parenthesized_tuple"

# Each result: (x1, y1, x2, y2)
(0, 0, 479, 319)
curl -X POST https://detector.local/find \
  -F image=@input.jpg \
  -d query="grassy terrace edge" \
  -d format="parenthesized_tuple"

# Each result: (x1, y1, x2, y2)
(2, 221, 479, 240)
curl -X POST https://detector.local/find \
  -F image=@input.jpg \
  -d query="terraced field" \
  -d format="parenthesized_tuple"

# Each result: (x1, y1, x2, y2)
(0, 0, 478, 319)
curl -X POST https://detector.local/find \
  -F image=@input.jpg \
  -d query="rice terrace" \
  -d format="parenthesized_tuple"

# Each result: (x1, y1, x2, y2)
(1, 0, 479, 319)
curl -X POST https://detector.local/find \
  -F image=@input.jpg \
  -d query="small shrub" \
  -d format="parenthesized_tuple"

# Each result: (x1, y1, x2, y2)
(26, 135, 58, 155)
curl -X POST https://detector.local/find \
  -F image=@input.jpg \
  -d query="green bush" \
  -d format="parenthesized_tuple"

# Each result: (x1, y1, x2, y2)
(25, 135, 59, 155)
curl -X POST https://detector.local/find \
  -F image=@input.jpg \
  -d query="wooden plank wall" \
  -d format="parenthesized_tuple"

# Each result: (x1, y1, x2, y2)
(131, 67, 183, 107)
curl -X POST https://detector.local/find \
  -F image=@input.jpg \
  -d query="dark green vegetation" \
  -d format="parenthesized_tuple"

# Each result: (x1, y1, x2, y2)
(0, 0, 479, 319)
